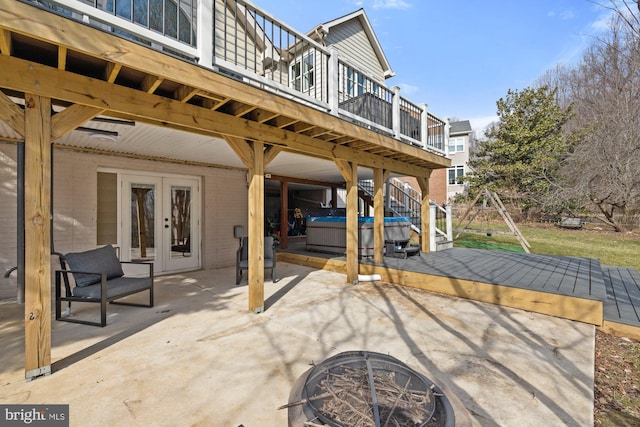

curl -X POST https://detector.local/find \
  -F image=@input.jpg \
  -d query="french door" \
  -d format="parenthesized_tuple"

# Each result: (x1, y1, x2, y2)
(121, 174, 200, 273)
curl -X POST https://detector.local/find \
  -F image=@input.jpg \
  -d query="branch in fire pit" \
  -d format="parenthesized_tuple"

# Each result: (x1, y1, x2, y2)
(306, 366, 434, 427)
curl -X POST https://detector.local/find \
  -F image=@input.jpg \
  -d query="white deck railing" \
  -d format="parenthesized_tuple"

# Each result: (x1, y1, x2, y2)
(32, 0, 446, 154)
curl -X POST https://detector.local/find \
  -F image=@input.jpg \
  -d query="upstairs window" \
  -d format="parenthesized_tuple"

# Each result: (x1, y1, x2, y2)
(448, 136, 465, 154)
(448, 166, 465, 185)
(291, 51, 315, 93)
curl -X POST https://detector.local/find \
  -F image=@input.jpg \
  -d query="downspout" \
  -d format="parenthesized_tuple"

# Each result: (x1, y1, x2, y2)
(3, 141, 24, 304)
(5, 141, 26, 303)
(17, 141, 25, 303)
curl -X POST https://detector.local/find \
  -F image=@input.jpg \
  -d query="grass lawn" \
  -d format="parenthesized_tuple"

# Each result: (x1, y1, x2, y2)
(455, 223, 640, 270)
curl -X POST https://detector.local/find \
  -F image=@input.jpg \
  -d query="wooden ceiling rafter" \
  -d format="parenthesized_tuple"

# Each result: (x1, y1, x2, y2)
(0, 28, 10, 55)
(175, 85, 199, 103)
(243, 108, 279, 123)
(285, 121, 316, 134)
(0, 0, 449, 172)
(0, 89, 25, 135)
(141, 74, 163, 93)
(104, 62, 122, 83)
(57, 46, 66, 70)
(268, 116, 299, 129)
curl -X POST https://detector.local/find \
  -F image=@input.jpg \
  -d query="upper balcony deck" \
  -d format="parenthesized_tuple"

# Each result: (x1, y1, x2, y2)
(31, 0, 447, 156)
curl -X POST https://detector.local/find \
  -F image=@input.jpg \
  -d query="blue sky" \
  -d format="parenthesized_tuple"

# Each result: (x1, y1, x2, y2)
(251, 0, 614, 132)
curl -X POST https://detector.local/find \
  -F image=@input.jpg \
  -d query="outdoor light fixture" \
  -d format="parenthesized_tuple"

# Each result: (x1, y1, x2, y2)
(75, 126, 119, 142)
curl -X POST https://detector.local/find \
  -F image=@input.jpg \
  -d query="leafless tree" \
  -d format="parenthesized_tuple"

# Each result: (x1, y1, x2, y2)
(592, 0, 640, 37)
(559, 17, 640, 231)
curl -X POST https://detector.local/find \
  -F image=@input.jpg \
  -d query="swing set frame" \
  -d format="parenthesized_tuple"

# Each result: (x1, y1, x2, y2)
(454, 189, 531, 253)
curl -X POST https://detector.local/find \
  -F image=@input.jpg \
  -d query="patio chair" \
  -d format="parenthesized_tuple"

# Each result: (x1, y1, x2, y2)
(236, 236, 276, 285)
(55, 245, 154, 327)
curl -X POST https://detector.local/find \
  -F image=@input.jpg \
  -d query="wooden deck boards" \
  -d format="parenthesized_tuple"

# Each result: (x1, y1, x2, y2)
(602, 266, 640, 326)
(279, 245, 640, 337)
(374, 248, 606, 299)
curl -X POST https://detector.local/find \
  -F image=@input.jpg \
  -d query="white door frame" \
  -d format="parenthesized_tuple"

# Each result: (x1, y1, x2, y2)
(113, 169, 201, 274)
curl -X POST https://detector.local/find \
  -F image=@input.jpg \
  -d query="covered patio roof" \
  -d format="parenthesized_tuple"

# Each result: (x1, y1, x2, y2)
(0, 0, 449, 179)
(0, 0, 450, 379)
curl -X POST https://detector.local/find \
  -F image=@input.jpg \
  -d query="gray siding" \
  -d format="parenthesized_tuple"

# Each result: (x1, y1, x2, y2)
(214, 1, 260, 73)
(325, 19, 385, 83)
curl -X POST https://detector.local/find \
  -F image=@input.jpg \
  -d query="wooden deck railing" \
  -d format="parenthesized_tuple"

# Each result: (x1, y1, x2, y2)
(34, 0, 446, 154)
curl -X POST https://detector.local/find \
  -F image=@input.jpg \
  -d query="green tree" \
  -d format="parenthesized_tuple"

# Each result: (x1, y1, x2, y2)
(467, 86, 573, 217)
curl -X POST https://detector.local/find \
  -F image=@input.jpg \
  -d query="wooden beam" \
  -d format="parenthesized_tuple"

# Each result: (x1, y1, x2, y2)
(0, 0, 450, 170)
(175, 85, 198, 103)
(57, 45, 67, 70)
(334, 159, 353, 182)
(335, 159, 359, 284)
(276, 252, 348, 275)
(51, 104, 105, 141)
(223, 135, 254, 169)
(416, 174, 431, 253)
(373, 168, 387, 264)
(0, 28, 10, 55)
(53, 143, 245, 171)
(359, 264, 603, 326)
(267, 174, 343, 188)
(248, 141, 265, 313)
(140, 75, 163, 93)
(263, 145, 281, 166)
(281, 252, 605, 326)
(0, 55, 436, 176)
(23, 94, 51, 380)
(600, 321, 640, 342)
(0, 89, 25, 135)
(104, 62, 122, 83)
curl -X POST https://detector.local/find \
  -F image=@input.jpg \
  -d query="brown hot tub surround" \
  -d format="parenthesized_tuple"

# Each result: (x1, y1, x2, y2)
(284, 351, 461, 427)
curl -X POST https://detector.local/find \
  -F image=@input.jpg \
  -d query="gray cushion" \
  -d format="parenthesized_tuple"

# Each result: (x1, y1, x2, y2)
(72, 277, 151, 299)
(65, 245, 124, 287)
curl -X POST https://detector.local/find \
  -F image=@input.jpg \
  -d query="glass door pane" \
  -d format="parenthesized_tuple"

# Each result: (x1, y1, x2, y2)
(164, 177, 199, 272)
(170, 185, 192, 259)
(129, 182, 157, 262)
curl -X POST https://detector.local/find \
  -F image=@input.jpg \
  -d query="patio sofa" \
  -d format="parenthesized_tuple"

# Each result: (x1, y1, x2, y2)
(55, 245, 154, 327)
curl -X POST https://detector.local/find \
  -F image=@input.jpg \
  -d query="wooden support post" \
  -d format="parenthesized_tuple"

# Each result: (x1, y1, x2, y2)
(280, 180, 288, 250)
(24, 94, 51, 380)
(416, 173, 431, 254)
(248, 141, 265, 313)
(336, 159, 358, 284)
(373, 168, 388, 264)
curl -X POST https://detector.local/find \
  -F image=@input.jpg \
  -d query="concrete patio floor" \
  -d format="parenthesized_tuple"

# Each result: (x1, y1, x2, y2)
(0, 262, 594, 426)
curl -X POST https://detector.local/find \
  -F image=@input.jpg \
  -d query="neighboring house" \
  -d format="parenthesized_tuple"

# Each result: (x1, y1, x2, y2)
(399, 120, 473, 206)
(445, 120, 473, 201)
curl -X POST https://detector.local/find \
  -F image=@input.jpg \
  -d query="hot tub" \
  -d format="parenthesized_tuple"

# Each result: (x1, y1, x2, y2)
(305, 216, 411, 256)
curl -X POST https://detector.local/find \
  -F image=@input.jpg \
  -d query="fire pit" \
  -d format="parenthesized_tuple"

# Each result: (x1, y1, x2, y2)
(285, 351, 455, 427)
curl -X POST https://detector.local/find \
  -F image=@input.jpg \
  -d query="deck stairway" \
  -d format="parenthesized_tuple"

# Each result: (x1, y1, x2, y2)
(358, 178, 453, 251)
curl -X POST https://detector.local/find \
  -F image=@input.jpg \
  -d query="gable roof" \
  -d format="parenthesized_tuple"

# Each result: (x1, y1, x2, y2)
(449, 120, 472, 135)
(309, 9, 395, 79)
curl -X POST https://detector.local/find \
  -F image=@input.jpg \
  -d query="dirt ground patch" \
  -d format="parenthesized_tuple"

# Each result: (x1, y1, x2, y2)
(594, 330, 640, 426)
